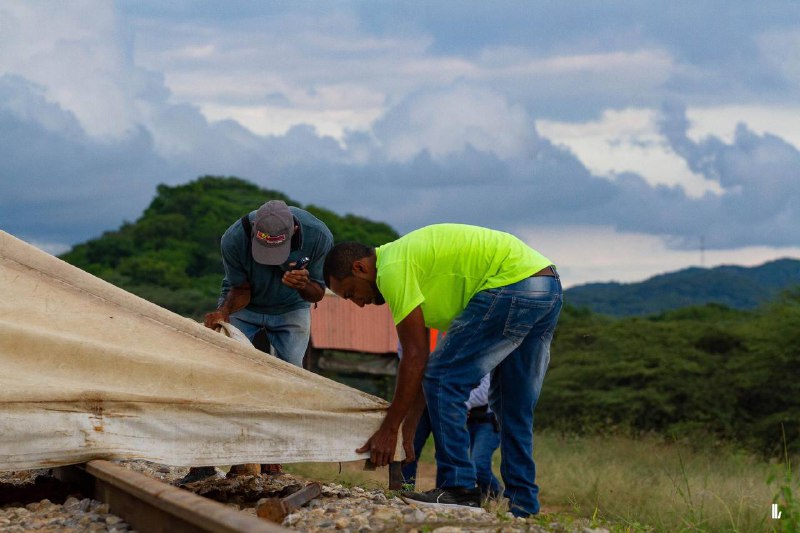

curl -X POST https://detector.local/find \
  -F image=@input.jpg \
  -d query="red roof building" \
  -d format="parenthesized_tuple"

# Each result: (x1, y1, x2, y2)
(310, 293, 398, 354)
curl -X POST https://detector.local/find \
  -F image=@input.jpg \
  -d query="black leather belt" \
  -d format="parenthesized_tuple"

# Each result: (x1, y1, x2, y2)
(532, 265, 556, 277)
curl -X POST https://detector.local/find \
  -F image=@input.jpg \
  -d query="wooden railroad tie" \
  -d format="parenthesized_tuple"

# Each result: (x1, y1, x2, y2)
(256, 482, 322, 523)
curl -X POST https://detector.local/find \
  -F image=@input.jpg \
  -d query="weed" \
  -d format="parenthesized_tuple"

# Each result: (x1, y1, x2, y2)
(668, 450, 709, 530)
(590, 502, 601, 528)
(483, 493, 510, 520)
(767, 424, 800, 532)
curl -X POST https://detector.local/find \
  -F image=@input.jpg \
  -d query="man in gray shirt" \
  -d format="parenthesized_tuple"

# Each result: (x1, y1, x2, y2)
(204, 199, 333, 366)
(180, 200, 332, 485)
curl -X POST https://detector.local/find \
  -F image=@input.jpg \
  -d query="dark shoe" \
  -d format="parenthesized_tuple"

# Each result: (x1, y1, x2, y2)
(400, 487, 483, 510)
(261, 463, 283, 475)
(177, 466, 217, 486)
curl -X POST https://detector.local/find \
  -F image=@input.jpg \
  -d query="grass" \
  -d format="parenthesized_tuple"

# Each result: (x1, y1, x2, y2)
(767, 424, 800, 533)
(535, 432, 799, 532)
(283, 431, 800, 532)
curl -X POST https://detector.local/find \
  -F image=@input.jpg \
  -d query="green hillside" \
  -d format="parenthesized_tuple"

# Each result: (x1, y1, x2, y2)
(564, 259, 800, 316)
(60, 176, 399, 317)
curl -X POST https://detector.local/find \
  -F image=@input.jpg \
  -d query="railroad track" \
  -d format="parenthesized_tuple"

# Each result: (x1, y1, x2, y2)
(54, 460, 290, 533)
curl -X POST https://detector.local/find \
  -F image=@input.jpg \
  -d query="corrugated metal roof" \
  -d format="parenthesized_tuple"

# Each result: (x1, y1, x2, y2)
(310, 293, 399, 354)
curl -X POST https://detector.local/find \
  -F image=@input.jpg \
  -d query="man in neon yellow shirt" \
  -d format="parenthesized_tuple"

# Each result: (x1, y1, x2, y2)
(323, 224, 562, 517)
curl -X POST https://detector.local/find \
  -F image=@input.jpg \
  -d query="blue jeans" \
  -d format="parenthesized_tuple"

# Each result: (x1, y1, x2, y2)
(469, 416, 501, 497)
(401, 408, 438, 487)
(401, 408, 500, 496)
(229, 306, 311, 367)
(424, 273, 562, 517)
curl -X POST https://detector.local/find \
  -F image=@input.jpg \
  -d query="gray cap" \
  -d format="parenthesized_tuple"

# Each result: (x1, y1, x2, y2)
(251, 200, 295, 265)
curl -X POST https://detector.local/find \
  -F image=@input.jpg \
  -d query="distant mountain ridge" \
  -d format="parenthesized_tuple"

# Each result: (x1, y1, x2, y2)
(564, 258, 800, 316)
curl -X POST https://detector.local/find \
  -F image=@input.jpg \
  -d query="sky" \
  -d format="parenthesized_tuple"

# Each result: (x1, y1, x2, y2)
(1, 1, 800, 287)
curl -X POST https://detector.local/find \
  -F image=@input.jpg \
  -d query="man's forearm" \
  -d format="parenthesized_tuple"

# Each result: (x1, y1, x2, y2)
(384, 349, 428, 431)
(297, 281, 325, 303)
(356, 306, 427, 466)
(220, 283, 251, 314)
(205, 283, 250, 328)
(384, 306, 430, 431)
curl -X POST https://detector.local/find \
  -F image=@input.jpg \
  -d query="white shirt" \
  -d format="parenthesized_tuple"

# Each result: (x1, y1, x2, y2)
(465, 373, 491, 413)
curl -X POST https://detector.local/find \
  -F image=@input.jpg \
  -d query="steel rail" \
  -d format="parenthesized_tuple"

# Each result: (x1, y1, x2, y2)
(55, 460, 290, 533)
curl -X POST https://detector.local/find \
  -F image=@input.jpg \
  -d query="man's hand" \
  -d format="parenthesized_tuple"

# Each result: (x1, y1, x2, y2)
(206, 283, 250, 328)
(203, 309, 229, 328)
(356, 423, 398, 467)
(282, 267, 310, 290)
(284, 262, 325, 303)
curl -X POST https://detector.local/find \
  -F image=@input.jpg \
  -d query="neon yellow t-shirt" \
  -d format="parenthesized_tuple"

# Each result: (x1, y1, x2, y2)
(375, 224, 553, 330)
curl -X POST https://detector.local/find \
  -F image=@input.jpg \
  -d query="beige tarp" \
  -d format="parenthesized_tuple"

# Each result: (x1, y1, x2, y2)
(0, 231, 400, 471)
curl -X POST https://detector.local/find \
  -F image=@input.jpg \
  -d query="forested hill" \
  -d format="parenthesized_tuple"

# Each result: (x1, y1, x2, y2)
(60, 176, 399, 317)
(564, 258, 800, 317)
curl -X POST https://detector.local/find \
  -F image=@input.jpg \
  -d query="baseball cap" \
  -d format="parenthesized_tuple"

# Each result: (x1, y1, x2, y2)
(251, 200, 295, 265)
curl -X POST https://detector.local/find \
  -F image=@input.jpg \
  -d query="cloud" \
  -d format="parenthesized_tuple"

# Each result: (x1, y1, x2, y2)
(686, 104, 800, 149)
(24, 1, 797, 144)
(537, 108, 723, 197)
(2, 0, 800, 276)
(0, 75, 171, 245)
(4, 55, 799, 258)
(657, 102, 800, 248)
(757, 28, 800, 87)
(372, 85, 534, 161)
(0, 1, 163, 138)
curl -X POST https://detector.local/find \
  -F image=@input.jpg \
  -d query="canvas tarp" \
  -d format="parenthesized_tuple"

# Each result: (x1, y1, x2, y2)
(0, 231, 402, 471)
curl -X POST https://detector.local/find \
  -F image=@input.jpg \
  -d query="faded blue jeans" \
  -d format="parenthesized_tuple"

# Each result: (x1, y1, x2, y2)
(400, 408, 439, 488)
(401, 407, 501, 498)
(469, 413, 502, 498)
(229, 306, 311, 367)
(424, 272, 562, 517)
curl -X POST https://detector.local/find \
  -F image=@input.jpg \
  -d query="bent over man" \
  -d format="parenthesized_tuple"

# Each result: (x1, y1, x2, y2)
(205, 199, 332, 366)
(180, 199, 332, 485)
(323, 224, 562, 517)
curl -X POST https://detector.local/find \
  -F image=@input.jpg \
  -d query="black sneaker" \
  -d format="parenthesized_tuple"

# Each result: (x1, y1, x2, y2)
(176, 466, 217, 486)
(400, 487, 483, 510)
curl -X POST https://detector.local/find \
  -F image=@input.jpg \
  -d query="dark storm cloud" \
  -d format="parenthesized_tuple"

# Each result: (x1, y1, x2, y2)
(658, 102, 800, 248)
(2, 63, 799, 255)
(0, 75, 173, 247)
